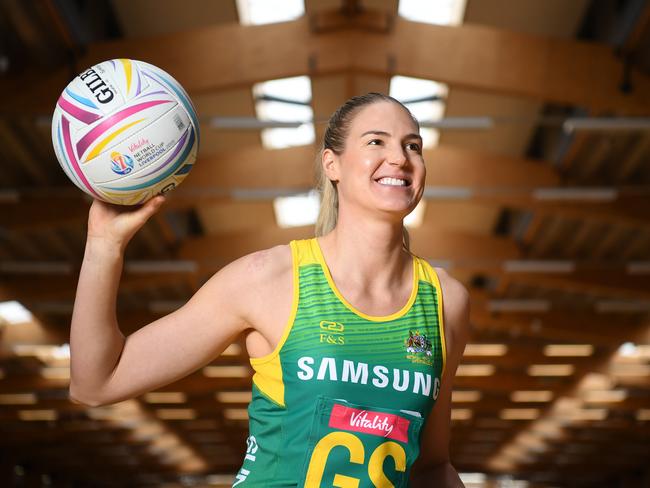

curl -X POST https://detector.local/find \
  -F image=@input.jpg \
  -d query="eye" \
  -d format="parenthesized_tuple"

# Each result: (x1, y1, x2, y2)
(406, 142, 421, 152)
(367, 139, 383, 146)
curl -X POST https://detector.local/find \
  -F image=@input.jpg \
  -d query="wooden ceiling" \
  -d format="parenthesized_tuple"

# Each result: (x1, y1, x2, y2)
(1, 0, 650, 486)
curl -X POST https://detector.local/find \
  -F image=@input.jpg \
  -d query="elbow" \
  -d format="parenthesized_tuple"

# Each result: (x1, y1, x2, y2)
(68, 382, 106, 408)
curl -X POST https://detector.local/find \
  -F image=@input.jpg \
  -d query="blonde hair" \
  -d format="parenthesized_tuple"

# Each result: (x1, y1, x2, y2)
(314, 93, 419, 249)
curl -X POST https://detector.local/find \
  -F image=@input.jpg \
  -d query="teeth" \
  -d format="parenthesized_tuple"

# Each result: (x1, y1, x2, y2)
(377, 177, 407, 187)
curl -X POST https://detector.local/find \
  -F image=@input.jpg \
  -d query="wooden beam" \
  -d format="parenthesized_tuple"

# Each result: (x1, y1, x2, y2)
(487, 269, 650, 301)
(4, 18, 648, 115)
(362, 19, 650, 113)
(471, 310, 644, 347)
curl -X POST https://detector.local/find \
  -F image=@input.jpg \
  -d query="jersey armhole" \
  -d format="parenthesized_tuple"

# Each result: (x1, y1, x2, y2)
(422, 259, 447, 377)
(250, 240, 300, 366)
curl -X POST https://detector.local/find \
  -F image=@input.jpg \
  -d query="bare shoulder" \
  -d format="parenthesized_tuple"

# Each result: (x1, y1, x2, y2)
(434, 267, 469, 311)
(243, 243, 292, 275)
(212, 243, 292, 286)
(433, 267, 471, 346)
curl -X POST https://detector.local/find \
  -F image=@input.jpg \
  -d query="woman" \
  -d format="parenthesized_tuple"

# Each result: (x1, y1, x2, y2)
(69, 93, 470, 487)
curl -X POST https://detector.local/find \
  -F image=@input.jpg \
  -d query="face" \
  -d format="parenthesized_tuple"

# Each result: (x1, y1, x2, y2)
(323, 101, 426, 221)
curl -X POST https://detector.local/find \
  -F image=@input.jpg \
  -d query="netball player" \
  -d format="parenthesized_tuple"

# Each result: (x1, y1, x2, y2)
(70, 93, 470, 487)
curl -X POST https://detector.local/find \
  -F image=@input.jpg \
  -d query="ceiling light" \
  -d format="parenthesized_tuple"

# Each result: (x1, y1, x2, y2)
(423, 187, 473, 200)
(419, 116, 494, 129)
(617, 342, 638, 357)
(532, 188, 617, 202)
(40, 367, 70, 380)
(456, 364, 495, 376)
(19, 410, 57, 421)
(511, 391, 554, 403)
(463, 344, 507, 356)
(144, 392, 187, 404)
(563, 117, 650, 132)
(209, 117, 304, 129)
(155, 409, 197, 420)
(224, 408, 249, 420)
(544, 344, 594, 357)
(0, 301, 33, 325)
(0, 393, 38, 405)
(13, 344, 70, 362)
(451, 408, 473, 420)
(504, 260, 575, 273)
(487, 299, 551, 312)
(500, 409, 540, 420)
(527, 364, 574, 376)
(202, 366, 251, 378)
(451, 390, 482, 402)
(216, 391, 253, 403)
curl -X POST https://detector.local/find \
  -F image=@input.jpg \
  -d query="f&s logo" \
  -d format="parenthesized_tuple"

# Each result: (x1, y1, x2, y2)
(319, 320, 345, 345)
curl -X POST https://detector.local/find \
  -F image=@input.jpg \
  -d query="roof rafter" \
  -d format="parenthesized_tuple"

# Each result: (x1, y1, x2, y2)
(4, 18, 649, 115)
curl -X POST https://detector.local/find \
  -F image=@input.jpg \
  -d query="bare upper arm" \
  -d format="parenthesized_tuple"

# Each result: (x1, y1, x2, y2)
(85, 245, 292, 406)
(417, 267, 471, 465)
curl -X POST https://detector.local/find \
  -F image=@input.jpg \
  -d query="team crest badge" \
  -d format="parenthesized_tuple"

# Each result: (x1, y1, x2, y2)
(405, 330, 433, 365)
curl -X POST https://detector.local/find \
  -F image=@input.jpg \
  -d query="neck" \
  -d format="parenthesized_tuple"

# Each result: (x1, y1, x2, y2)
(318, 207, 411, 290)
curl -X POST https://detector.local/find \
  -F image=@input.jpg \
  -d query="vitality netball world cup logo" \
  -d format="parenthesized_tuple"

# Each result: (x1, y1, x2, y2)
(110, 151, 134, 175)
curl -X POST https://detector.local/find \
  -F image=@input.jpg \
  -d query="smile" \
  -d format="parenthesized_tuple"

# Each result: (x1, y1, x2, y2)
(376, 177, 410, 187)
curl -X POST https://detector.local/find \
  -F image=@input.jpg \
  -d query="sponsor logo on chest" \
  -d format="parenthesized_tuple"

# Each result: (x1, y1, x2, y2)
(329, 404, 410, 442)
(319, 320, 345, 345)
(297, 356, 441, 400)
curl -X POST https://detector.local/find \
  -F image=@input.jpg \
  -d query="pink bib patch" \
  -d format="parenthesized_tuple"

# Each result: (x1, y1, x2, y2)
(328, 404, 410, 443)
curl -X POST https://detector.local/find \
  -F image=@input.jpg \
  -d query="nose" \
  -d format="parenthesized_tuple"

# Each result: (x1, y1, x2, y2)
(387, 146, 407, 167)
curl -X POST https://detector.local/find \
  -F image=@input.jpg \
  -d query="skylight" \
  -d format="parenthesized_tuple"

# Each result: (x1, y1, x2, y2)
(398, 0, 467, 26)
(252, 76, 315, 149)
(236, 0, 305, 26)
(273, 191, 320, 228)
(389, 75, 448, 148)
(0, 301, 33, 325)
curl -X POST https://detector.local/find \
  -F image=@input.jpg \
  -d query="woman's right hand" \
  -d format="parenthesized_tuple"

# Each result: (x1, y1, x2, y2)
(87, 195, 166, 251)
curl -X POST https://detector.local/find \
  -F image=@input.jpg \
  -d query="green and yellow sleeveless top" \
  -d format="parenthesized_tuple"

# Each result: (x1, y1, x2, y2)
(233, 238, 446, 487)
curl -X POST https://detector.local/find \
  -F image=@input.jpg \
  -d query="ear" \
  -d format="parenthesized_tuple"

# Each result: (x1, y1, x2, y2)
(322, 148, 340, 183)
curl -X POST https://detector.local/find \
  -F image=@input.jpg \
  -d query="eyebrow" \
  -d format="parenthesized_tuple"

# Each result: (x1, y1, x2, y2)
(360, 130, 423, 142)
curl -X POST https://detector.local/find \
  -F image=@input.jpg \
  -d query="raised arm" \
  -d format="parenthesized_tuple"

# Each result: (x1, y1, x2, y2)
(411, 268, 471, 488)
(69, 197, 253, 406)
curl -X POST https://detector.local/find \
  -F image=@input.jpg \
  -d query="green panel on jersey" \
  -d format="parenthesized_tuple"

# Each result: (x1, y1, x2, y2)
(233, 239, 446, 487)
